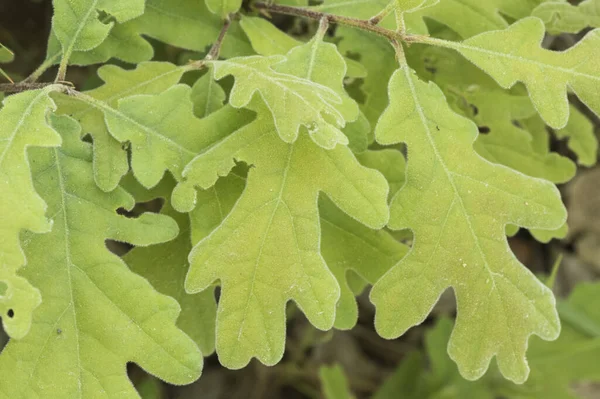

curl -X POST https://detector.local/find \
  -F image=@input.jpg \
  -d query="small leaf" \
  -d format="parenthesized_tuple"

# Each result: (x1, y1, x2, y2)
(319, 364, 354, 399)
(533, 0, 600, 34)
(51, 0, 145, 60)
(371, 67, 566, 383)
(555, 105, 598, 167)
(55, 62, 186, 191)
(131, 0, 253, 57)
(0, 87, 64, 339)
(0, 116, 202, 397)
(436, 18, 600, 129)
(208, 27, 359, 149)
(206, 0, 243, 17)
(104, 84, 253, 188)
(173, 103, 389, 369)
(191, 71, 227, 119)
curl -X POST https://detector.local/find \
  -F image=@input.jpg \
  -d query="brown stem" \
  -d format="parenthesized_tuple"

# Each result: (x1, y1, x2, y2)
(206, 14, 233, 60)
(0, 82, 57, 94)
(253, 2, 401, 41)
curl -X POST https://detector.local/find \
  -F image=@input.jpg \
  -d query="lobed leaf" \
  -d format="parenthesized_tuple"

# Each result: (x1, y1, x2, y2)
(51, 0, 145, 61)
(0, 116, 202, 398)
(173, 103, 389, 369)
(434, 18, 600, 129)
(205, 0, 243, 17)
(532, 0, 600, 34)
(55, 62, 186, 191)
(0, 87, 65, 339)
(371, 67, 566, 383)
(207, 26, 359, 149)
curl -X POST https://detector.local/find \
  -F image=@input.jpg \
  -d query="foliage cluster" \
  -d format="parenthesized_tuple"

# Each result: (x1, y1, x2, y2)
(0, 0, 599, 397)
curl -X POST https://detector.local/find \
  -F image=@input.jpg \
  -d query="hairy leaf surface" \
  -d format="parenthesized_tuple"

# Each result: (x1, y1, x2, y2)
(0, 87, 64, 339)
(371, 67, 566, 383)
(533, 0, 600, 34)
(51, 0, 145, 63)
(173, 103, 389, 368)
(56, 62, 185, 191)
(207, 27, 359, 149)
(0, 115, 202, 398)
(434, 18, 600, 129)
(206, 0, 243, 17)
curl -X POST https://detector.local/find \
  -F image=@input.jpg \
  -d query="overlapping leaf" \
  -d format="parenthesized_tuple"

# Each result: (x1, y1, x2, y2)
(0, 115, 202, 398)
(533, 0, 600, 34)
(206, 0, 243, 17)
(51, 0, 145, 65)
(103, 84, 252, 189)
(172, 101, 389, 368)
(55, 62, 186, 191)
(131, 0, 253, 57)
(0, 87, 66, 339)
(206, 27, 359, 149)
(371, 67, 567, 383)
(123, 174, 242, 356)
(433, 18, 600, 129)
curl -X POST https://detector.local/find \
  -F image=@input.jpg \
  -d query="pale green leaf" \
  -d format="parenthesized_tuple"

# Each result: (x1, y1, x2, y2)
(55, 62, 186, 191)
(337, 27, 398, 127)
(371, 67, 566, 383)
(103, 84, 253, 189)
(206, 0, 243, 17)
(0, 43, 13, 63)
(45, 20, 154, 67)
(0, 87, 65, 339)
(431, 18, 600, 129)
(0, 115, 202, 398)
(515, 282, 600, 399)
(208, 28, 359, 148)
(173, 103, 389, 369)
(131, 0, 253, 57)
(123, 174, 229, 356)
(319, 364, 354, 399)
(533, 0, 600, 34)
(469, 91, 576, 183)
(555, 105, 598, 167)
(51, 0, 145, 62)
(239, 16, 366, 78)
(191, 71, 227, 119)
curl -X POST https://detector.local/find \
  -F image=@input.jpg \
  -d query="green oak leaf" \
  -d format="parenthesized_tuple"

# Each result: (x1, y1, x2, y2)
(55, 62, 186, 191)
(319, 364, 355, 399)
(0, 87, 65, 339)
(123, 173, 245, 356)
(0, 115, 202, 398)
(533, 0, 600, 34)
(433, 18, 600, 129)
(103, 84, 253, 189)
(0, 43, 14, 82)
(206, 0, 243, 17)
(468, 90, 576, 183)
(371, 67, 567, 384)
(191, 71, 227, 119)
(337, 27, 398, 128)
(555, 105, 598, 167)
(515, 282, 600, 399)
(45, 20, 154, 67)
(172, 103, 389, 369)
(207, 27, 359, 149)
(51, 0, 145, 63)
(325, 149, 409, 330)
(131, 0, 253, 58)
(239, 16, 367, 79)
(407, 35, 577, 184)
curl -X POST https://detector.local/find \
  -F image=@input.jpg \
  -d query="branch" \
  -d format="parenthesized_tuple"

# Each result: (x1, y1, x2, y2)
(252, 2, 425, 43)
(0, 82, 58, 94)
(206, 14, 233, 60)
